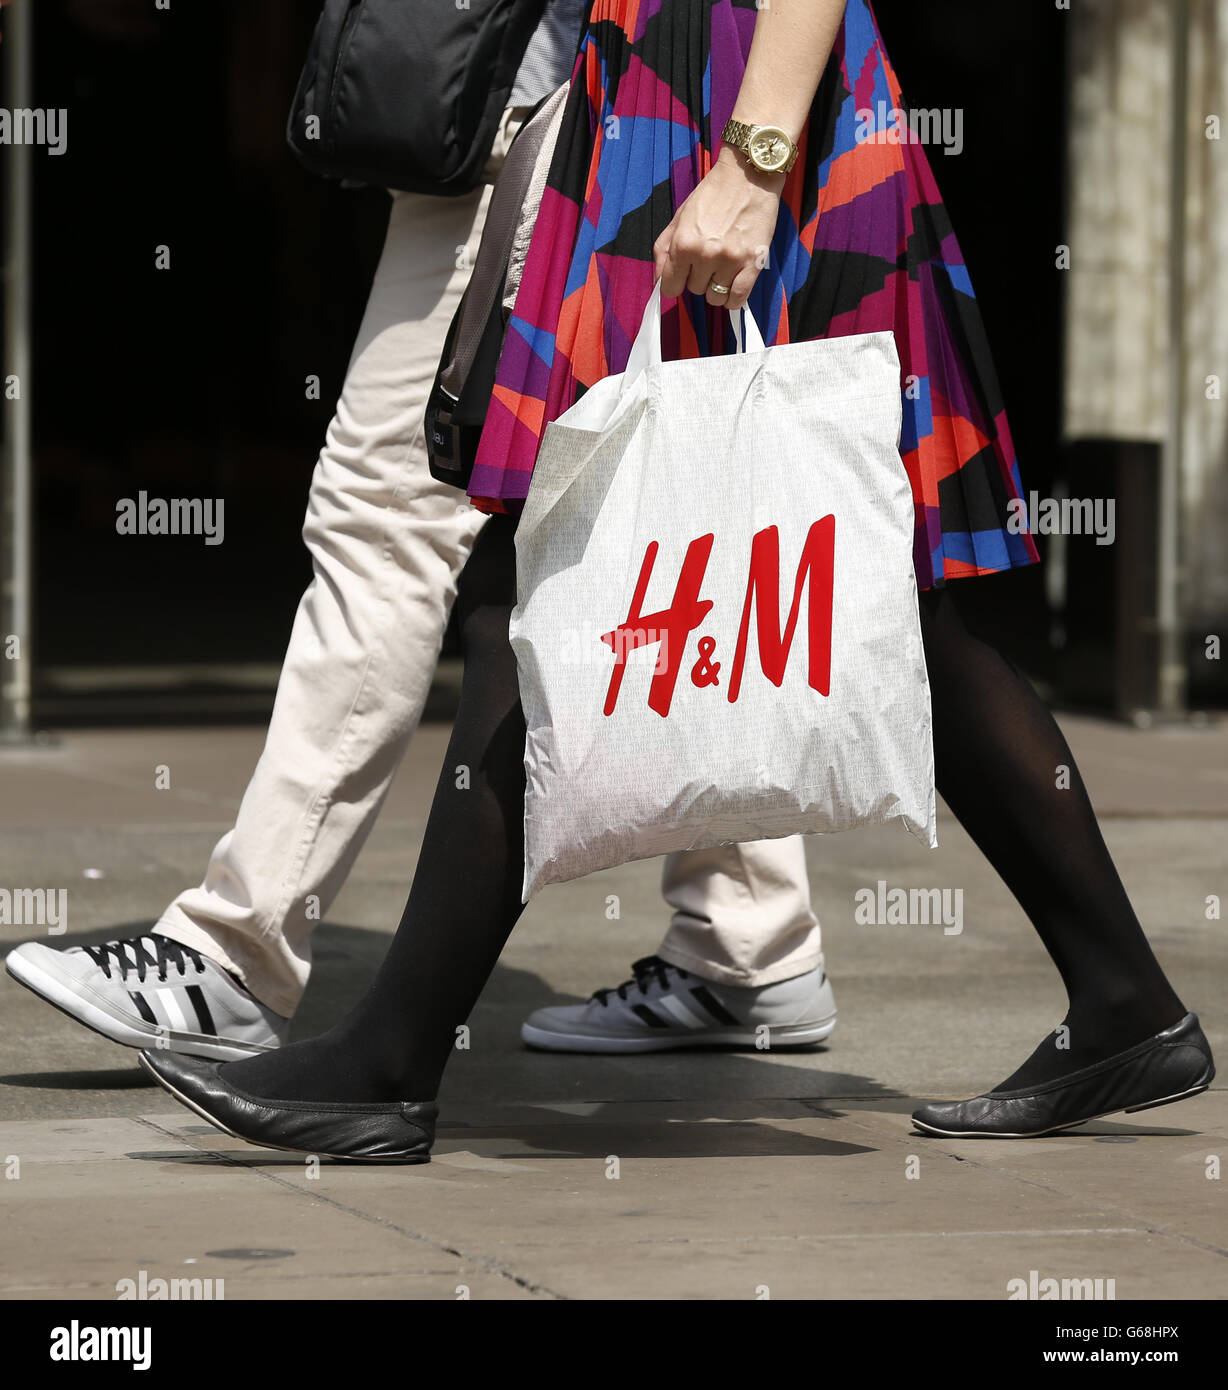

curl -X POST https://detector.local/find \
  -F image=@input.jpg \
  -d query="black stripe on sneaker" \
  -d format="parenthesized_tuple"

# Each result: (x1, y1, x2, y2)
(631, 1004, 670, 1028)
(185, 984, 217, 1037)
(128, 991, 158, 1026)
(689, 985, 739, 1026)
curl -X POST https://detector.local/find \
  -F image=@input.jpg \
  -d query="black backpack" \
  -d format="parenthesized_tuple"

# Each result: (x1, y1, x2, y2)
(287, 0, 548, 196)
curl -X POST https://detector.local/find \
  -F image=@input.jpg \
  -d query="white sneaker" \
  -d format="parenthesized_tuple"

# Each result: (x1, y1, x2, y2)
(5, 934, 290, 1061)
(521, 955, 837, 1053)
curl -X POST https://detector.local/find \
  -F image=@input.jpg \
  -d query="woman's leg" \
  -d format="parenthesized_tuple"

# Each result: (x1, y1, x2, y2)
(221, 514, 527, 1102)
(919, 586, 1186, 1090)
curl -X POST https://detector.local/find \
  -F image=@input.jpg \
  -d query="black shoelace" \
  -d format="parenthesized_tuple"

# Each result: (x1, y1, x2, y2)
(84, 936, 206, 985)
(592, 955, 689, 1007)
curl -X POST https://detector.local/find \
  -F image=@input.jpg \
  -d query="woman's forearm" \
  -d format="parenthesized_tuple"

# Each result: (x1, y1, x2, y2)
(728, 0, 846, 148)
(657, 0, 848, 304)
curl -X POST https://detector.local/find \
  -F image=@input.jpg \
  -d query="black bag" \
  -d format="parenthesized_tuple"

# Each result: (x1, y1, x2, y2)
(287, 0, 548, 197)
(425, 82, 569, 489)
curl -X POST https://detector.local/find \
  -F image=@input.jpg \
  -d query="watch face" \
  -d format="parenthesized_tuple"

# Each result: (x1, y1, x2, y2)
(748, 126, 792, 172)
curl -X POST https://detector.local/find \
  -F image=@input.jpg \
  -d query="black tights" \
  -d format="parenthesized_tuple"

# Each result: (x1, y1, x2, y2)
(914, 585, 1183, 1089)
(224, 517, 1185, 1103)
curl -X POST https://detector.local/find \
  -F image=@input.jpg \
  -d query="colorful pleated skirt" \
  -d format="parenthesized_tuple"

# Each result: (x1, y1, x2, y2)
(467, 0, 1040, 590)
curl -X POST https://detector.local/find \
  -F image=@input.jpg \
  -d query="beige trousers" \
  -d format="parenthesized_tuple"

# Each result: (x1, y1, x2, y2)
(156, 107, 823, 1014)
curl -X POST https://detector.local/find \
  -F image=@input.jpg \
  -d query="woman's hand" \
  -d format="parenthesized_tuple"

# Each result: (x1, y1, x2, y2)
(653, 143, 785, 311)
(654, 0, 844, 312)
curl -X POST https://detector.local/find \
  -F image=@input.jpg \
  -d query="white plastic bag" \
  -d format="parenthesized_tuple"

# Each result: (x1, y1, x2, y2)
(511, 281, 936, 901)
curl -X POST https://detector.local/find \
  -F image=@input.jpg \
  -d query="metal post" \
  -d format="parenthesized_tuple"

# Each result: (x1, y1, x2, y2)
(1156, 0, 1190, 717)
(1, 0, 34, 740)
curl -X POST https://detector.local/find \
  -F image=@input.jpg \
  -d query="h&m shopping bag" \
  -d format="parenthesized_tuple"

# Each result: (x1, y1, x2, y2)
(510, 280, 936, 901)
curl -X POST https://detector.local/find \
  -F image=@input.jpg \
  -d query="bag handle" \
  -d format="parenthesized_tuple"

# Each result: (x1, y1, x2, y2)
(624, 279, 766, 386)
(440, 81, 569, 402)
(730, 293, 767, 353)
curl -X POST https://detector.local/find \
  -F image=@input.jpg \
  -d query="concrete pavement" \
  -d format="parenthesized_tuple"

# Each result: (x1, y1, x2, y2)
(0, 710, 1224, 1299)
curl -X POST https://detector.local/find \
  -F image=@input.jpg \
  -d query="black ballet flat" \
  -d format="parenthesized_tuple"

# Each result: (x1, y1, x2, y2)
(912, 1011, 1214, 1138)
(139, 1051, 437, 1164)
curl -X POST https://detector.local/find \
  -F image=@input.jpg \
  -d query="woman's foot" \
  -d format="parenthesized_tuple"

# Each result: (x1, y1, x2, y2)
(217, 1026, 412, 1103)
(912, 1012, 1214, 1138)
(139, 1050, 437, 1163)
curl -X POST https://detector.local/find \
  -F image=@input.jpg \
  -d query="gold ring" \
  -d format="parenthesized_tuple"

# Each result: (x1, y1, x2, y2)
(709, 283, 730, 296)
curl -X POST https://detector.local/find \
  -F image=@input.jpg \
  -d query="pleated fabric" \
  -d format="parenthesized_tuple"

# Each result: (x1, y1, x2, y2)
(467, 0, 1040, 589)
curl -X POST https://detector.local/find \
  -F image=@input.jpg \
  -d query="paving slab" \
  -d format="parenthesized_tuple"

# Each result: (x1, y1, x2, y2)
(0, 717, 1224, 1299)
(3, 1100, 1222, 1300)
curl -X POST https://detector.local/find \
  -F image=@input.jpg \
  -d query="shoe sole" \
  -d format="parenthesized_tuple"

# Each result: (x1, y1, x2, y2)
(520, 1014, 837, 1054)
(5, 951, 275, 1063)
(911, 1075, 1214, 1139)
(136, 1054, 430, 1165)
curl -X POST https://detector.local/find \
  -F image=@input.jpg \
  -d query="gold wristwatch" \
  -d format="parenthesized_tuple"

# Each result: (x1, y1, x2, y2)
(720, 117, 799, 174)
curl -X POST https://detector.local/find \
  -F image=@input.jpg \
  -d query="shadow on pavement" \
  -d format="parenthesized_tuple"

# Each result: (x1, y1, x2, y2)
(1, 1069, 155, 1090)
(1, 922, 1214, 1154)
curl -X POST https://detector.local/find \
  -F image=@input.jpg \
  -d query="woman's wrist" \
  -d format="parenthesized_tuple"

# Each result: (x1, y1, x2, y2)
(714, 139, 787, 196)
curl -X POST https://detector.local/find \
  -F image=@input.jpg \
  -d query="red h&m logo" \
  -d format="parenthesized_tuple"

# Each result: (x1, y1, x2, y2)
(601, 517, 835, 717)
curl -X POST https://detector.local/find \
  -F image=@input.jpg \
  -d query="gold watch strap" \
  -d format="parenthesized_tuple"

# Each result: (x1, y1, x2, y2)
(722, 117, 756, 149)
